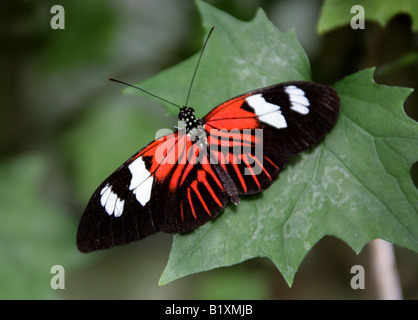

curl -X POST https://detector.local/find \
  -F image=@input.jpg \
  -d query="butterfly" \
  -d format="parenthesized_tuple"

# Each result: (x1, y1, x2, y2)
(77, 28, 340, 253)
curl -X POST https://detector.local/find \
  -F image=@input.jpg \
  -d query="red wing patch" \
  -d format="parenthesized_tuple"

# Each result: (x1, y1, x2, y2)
(203, 94, 258, 130)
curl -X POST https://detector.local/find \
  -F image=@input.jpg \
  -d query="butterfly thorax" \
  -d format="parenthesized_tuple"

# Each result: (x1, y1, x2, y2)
(178, 107, 201, 131)
(178, 107, 208, 150)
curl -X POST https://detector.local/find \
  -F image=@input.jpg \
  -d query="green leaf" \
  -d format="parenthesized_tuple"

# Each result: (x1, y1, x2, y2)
(318, 0, 418, 34)
(130, 1, 418, 286)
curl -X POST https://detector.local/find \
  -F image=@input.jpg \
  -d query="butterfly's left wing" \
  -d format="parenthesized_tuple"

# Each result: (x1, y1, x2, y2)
(202, 81, 340, 195)
(76, 133, 179, 252)
(77, 129, 231, 252)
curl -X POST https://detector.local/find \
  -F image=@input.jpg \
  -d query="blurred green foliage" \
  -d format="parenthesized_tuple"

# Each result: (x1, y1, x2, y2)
(318, 0, 418, 33)
(0, 0, 417, 299)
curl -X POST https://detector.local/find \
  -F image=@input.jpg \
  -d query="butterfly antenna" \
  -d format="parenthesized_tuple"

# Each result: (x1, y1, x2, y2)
(109, 78, 182, 110)
(184, 26, 215, 107)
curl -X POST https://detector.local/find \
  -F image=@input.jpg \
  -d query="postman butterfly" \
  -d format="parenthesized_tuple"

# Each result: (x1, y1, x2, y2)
(77, 27, 340, 252)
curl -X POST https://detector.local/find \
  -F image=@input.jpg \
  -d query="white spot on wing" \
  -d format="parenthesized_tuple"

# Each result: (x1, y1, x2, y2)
(100, 184, 110, 195)
(245, 94, 287, 129)
(114, 197, 124, 217)
(285, 85, 310, 115)
(128, 157, 150, 189)
(132, 176, 153, 206)
(128, 156, 153, 206)
(105, 190, 117, 215)
(100, 184, 125, 217)
(100, 184, 111, 207)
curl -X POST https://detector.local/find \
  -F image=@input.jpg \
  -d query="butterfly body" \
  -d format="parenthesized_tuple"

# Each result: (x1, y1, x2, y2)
(77, 80, 339, 253)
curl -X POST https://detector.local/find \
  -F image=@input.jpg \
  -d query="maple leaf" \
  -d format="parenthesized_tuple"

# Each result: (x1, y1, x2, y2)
(128, 1, 418, 286)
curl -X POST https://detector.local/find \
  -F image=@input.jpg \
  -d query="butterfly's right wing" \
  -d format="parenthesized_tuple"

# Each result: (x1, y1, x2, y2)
(202, 81, 340, 195)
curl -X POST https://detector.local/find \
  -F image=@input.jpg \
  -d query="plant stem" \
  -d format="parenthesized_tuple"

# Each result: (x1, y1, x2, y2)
(369, 239, 403, 300)
(376, 51, 418, 77)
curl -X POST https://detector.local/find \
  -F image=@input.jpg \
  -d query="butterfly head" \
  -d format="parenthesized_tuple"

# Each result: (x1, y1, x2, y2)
(178, 106, 201, 131)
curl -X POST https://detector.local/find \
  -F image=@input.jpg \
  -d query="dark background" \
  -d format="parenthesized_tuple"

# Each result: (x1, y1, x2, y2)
(1, 0, 417, 299)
